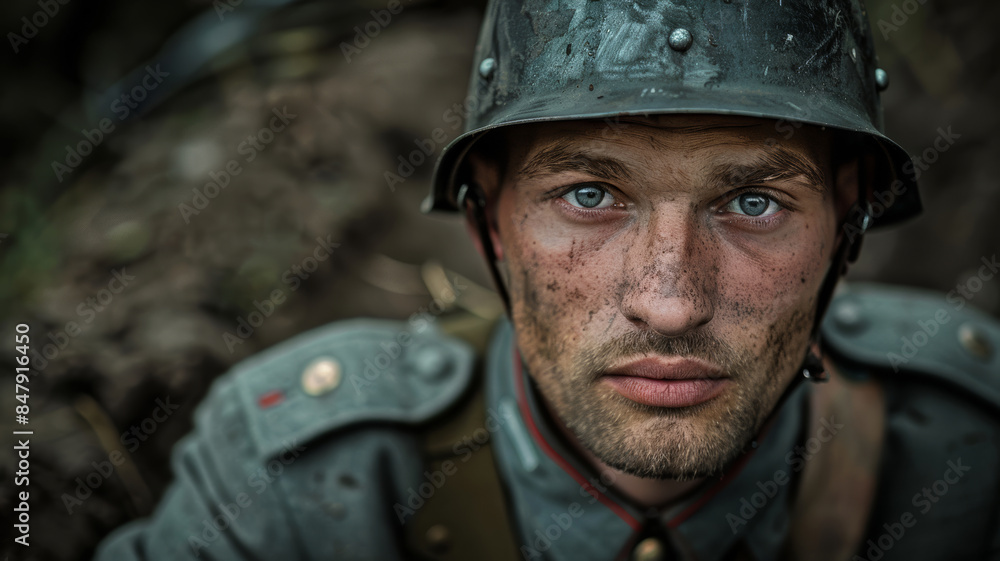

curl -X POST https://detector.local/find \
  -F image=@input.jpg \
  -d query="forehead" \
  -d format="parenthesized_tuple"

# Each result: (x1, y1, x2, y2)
(505, 114, 830, 168)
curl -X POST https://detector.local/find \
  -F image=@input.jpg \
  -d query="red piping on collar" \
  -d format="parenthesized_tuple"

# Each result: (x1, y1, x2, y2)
(666, 406, 783, 527)
(512, 347, 643, 532)
(666, 445, 757, 528)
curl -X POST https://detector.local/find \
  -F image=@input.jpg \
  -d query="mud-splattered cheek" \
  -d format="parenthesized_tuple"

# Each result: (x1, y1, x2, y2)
(714, 218, 831, 327)
(502, 204, 623, 364)
(712, 218, 834, 383)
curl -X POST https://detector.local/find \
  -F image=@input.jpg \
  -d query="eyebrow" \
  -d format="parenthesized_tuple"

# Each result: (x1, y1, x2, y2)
(517, 141, 635, 183)
(711, 147, 827, 193)
(517, 140, 826, 192)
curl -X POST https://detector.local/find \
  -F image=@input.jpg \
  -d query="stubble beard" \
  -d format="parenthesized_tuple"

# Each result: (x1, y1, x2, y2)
(525, 329, 785, 481)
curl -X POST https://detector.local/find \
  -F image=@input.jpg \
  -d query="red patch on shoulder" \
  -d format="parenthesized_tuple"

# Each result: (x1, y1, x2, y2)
(257, 390, 285, 409)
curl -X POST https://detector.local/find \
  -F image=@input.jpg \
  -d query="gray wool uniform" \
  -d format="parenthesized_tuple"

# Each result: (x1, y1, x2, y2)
(95, 284, 1000, 560)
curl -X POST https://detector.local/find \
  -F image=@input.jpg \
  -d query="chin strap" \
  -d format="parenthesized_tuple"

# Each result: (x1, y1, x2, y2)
(791, 168, 874, 392)
(459, 182, 512, 313)
(759, 177, 873, 444)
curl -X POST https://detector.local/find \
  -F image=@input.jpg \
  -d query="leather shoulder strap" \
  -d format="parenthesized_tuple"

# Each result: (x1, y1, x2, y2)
(404, 312, 520, 561)
(785, 366, 886, 560)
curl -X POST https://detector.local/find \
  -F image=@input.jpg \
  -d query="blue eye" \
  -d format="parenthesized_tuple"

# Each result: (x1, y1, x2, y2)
(562, 185, 615, 209)
(726, 193, 780, 217)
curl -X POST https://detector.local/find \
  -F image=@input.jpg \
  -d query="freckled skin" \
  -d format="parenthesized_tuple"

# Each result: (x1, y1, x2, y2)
(472, 115, 851, 498)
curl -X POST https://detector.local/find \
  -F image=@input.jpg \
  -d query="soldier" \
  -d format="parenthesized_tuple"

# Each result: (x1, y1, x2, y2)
(96, 1, 1000, 560)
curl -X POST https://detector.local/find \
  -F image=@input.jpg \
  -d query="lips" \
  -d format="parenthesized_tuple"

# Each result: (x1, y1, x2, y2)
(601, 356, 730, 408)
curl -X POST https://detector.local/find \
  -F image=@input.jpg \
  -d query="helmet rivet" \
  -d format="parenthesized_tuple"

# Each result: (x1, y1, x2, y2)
(479, 57, 497, 80)
(875, 68, 890, 91)
(958, 323, 993, 361)
(668, 28, 693, 52)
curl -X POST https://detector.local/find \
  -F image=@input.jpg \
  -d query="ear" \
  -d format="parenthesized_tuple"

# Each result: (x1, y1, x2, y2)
(831, 151, 876, 250)
(464, 200, 504, 261)
(463, 151, 505, 262)
(833, 157, 860, 225)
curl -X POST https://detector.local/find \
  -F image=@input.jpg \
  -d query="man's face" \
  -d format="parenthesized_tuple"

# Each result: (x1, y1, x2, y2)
(477, 115, 848, 480)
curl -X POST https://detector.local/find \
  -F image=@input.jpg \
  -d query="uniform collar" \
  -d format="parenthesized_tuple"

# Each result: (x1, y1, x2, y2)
(485, 319, 809, 561)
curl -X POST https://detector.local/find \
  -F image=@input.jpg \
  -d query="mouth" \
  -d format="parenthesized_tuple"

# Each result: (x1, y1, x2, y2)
(600, 356, 731, 408)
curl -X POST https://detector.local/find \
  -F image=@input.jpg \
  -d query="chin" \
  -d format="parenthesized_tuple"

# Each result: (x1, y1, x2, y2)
(569, 387, 761, 480)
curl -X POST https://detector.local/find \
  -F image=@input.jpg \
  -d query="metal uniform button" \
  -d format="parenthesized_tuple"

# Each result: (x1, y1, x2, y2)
(633, 537, 665, 561)
(479, 57, 497, 80)
(301, 357, 342, 396)
(412, 345, 449, 380)
(425, 524, 451, 553)
(832, 300, 868, 334)
(958, 323, 993, 360)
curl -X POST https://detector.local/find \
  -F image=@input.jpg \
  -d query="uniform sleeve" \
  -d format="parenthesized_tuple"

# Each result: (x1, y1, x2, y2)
(94, 378, 301, 561)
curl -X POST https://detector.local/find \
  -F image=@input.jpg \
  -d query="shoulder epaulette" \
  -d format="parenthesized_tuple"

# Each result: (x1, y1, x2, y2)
(222, 319, 476, 460)
(821, 283, 1000, 410)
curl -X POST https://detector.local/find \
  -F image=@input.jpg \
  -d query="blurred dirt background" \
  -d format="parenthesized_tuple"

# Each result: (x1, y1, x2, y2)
(0, 0, 996, 559)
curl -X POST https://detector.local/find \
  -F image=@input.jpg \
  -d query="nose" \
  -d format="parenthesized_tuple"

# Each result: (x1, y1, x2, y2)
(617, 212, 717, 337)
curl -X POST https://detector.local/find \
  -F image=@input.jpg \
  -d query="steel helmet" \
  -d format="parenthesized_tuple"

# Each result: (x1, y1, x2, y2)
(426, 0, 921, 227)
